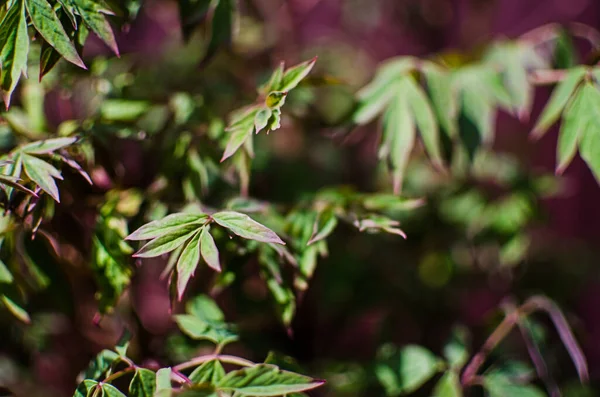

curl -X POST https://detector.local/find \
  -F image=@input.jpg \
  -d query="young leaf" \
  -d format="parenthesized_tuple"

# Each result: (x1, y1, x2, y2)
(556, 85, 586, 173)
(423, 64, 457, 137)
(0, 0, 30, 108)
(221, 125, 253, 162)
(307, 209, 338, 245)
(200, 227, 221, 272)
(254, 107, 272, 134)
(129, 368, 156, 397)
(133, 226, 199, 258)
(22, 154, 62, 202)
(176, 231, 202, 300)
(127, 213, 207, 241)
(484, 373, 545, 397)
(1, 294, 31, 323)
(266, 91, 287, 109)
(404, 77, 443, 167)
(175, 313, 238, 345)
(189, 360, 226, 384)
(25, 0, 85, 68)
(279, 57, 317, 92)
(532, 66, 587, 138)
(216, 364, 324, 396)
(433, 372, 462, 397)
(259, 62, 284, 94)
(212, 211, 285, 245)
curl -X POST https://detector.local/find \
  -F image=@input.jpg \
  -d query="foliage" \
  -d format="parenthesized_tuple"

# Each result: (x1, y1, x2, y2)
(0, 1, 597, 397)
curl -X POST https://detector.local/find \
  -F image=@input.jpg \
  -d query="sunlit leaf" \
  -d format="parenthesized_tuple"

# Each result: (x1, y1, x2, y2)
(213, 211, 285, 245)
(176, 231, 201, 300)
(423, 63, 457, 137)
(279, 57, 317, 92)
(127, 213, 207, 241)
(433, 372, 462, 397)
(0, 0, 30, 108)
(216, 364, 324, 396)
(200, 227, 221, 272)
(0, 294, 30, 323)
(189, 360, 226, 384)
(133, 226, 199, 258)
(20, 137, 78, 155)
(69, 0, 119, 55)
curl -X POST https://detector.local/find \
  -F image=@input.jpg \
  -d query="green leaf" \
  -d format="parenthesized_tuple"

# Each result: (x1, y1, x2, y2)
(216, 364, 324, 396)
(579, 90, 600, 182)
(176, 231, 201, 300)
(102, 383, 127, 397)
(307, 209, 338, 245)
(101, 100, 150, 121)
(433, 372, 462, 397)
(202, 0, 234, 63)
(404, 76, 443, 167)
(353, 79, 398, 125)
(265, 91, 287, 109)
(127, 213, 207, 241)
(129, 368, 156, 397)
(1, 294, 30, 323)
(178, 0, 211, 40)
(174, 294, 238, 345)
(189, 360, 226, 384)
(200, 227, 221, 272)
(484, 374, 545, 397)
(254, 107, 272, 134)
(382, 83, 415, 194)
(0, 260, 13, 283)
(212, 211, 285, 245)
(556, 85, 586, 173)
(267, 108, 281, 131)
(259, 62, 284, 94)
(443, 327, 469, 371)
(156, 367, 172, 396)
(20, 137, 78, 154)
(70, 0, 119, 55)
(25, 0, 85, 68)
(423, 64, 457, 137)
(0, 0, 29, 107)
(375, 345, 442, 395)
(81, 349, 119, 380)
(22, 153, 62, 202)
(532, 66, 587, 138)
(220, 125, 253, 162)
(74, 380, 98, 397)
(279, 57, 317, 92)
(133, 226, 199, 258)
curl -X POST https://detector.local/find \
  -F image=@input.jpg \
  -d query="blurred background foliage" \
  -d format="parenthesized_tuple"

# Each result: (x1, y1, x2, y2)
(1, 0, 600, 396)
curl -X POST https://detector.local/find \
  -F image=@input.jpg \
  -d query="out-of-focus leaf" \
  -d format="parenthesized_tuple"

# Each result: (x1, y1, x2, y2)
(101, 100, 150, 121)
(353, 79, 398, 125)
(203, 0, 234, 63)
(216, 364, 324, 396)
(307, 209, 337, 245)
(176, 231, 201, 300)
(213, 211, 285, 244)
(25, 0, 85, 68)
(129, 368, 156, 397)
(484, 373, 545, 397)
(178, 0, 211, 40)
(200, 227, 220, 272)
(575, 84, 600, 181)
(423, 64, 457, 137)
(174, 295, 238, 345)
(433, 372, 462, 397)
(20, 137, 78, 154)
(70, 0, 119, 55)
(254, 107, 271, 133)
(0, 294, 30, 323)
(443, 327, 469, 370)
(266, 91, 287, 109)
(189, 360, 226, 384)
(80, 349, 119, 380)
(0, 0, 30, 108)
(532, 66, 587, 138)
(279, 57, 317, 92)
(155, 367, 172, 397)
(0, 260, 13, 283)
(221, 125, 253, 162)
(259, 62, 284, 94)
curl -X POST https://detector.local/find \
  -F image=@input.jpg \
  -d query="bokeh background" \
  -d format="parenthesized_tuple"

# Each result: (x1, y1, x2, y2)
(2, 0, 600, 396)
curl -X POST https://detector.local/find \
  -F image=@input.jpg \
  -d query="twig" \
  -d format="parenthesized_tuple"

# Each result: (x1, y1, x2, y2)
(173, 354, 254, 371)
(102, 366, 136, 384)
(528, 69, 568, 85)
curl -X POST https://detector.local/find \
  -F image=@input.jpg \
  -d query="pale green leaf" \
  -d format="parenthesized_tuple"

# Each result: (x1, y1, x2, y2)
(25, 0, 85, 68)
(433, 372, 462, 397)
(174, 314, 238, 345)
(156, 367, 172, 395)
(216, 364, 324, 396)
(254, 107, 272, 134)
(423, 64, 457, 137)
(307, 209, 337, 245)
(130, 368, 156, 397)
(353, 79, 398, 125)
(22, 153, 62, 202)
(176, 231, 201, 300)
(484, 374, 545, 397)
(376, 345, 442, 395)
(532, 66, 587, 138)
(20, 137, 78, 154)
(279, 57, 317, 92)
(557, 85, 586, 173)
(189, 360, 226, 384)
(0, 0, 29, 107)
(579, 91, 600, 182)
(259, 62, 284, 94)
(200, 227, 220, 272)
(212, 211, 285, 245)
(265, 91, 287, 109)
(220, 125, 252, 162)
(101, 100, 150, 121)
(404, 77, 443, 167)
(133, 226, 199, 258)
(81, 349, 119, 380)
(127, 213, 207, 241)
(0, 260, 13, 283)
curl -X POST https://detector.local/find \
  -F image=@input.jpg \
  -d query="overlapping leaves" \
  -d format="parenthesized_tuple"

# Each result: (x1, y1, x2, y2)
(127, 210, 285, 299)
(0, 0, 119, 106)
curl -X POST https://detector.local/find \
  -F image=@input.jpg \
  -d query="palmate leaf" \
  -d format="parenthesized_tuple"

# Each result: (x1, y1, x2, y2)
(189, 360, 226, 384)
(423, 63, 457, 138)
(216, 364, 324, 396)
(176, 230, 201, 299)
(129, 368, 156, 397)
(22, 153, 62, 202)
(212, 211, 285, 244)
(0, 0, 29, 108)
(74, 380, 98, 397)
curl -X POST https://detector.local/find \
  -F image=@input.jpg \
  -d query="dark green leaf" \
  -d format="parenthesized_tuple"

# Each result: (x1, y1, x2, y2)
(73, 380, 98, 397)
(202, 0, 234, 63)
(102, 383, 127, 397)
(176, 231, 202, 300)
(129, 368, 156, 397)
(279, 57, 317, 92)
(212, 211, 285, 245)
(200, 227, 220, 272)
(0, 0, 29, 107)
(70, 0, 119, 55)
(25, 0, 85, 68)
(216, 364, 324, 396)
(80, 349, 119, 380)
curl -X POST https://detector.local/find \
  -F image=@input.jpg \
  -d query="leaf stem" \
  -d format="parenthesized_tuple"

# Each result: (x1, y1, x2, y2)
(102, 366, 137, 384)
(173, 354, 254, 371)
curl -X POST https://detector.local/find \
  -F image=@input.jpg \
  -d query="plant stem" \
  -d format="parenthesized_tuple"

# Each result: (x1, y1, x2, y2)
(102, 366, 137, 384)
(174, 354, 254, 371)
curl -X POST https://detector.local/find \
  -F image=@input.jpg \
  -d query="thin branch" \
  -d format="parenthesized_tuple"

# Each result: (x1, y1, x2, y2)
(102, 366, 136, 384)
(528, 69, 568, 85)
(173, 354, 254, 371)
